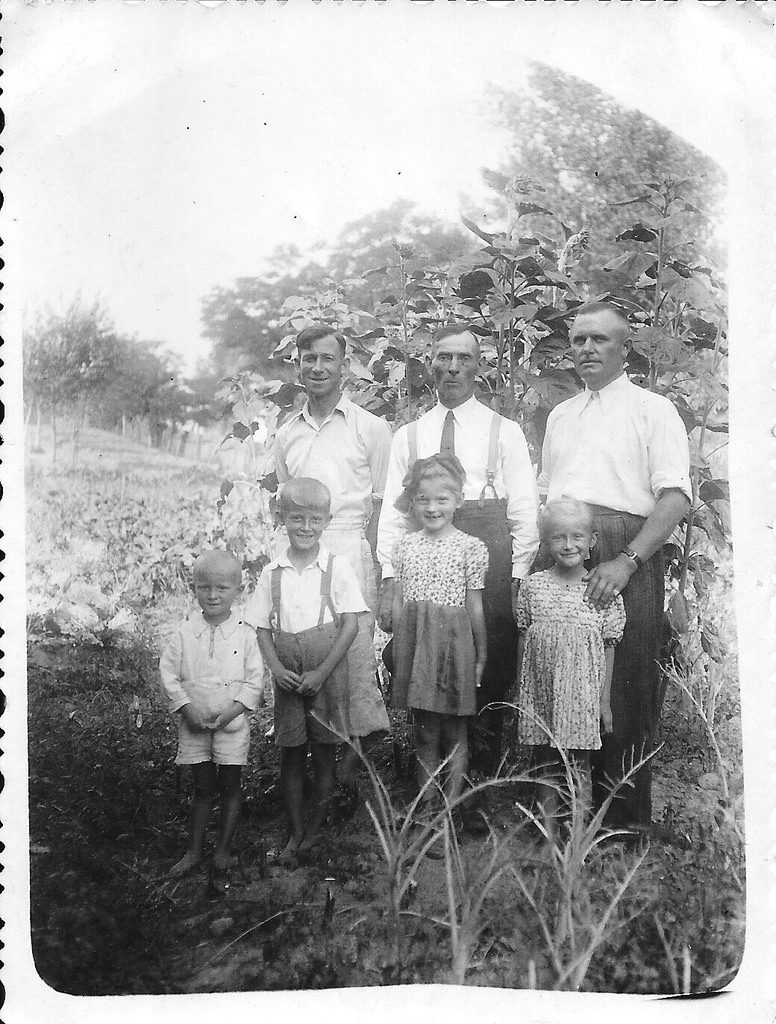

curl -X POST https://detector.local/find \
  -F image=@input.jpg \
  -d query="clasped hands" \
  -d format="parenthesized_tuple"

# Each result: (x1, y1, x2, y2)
(274, 667, 326, 697)
(180, 700, 248, 733)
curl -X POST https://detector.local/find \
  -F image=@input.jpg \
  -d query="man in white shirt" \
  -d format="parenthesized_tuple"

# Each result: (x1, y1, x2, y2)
(539, 302, 691, 831)
(273, 326, 392, 766)
(378, 325, 540, 812)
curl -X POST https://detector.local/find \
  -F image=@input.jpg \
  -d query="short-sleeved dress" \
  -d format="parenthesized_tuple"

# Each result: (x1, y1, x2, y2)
(391, 528, 488, 716)
(516, 570, 626, 749)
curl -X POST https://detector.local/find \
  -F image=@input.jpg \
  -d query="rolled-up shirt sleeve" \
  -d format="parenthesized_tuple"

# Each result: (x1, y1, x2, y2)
(648, 398, 692, 503)
(501, 421, 541, 579)
(243, 569, 273, 630)
(159, 628, 190, 714)
(366, 414, 394, 501)
(376, 426, 411, 579)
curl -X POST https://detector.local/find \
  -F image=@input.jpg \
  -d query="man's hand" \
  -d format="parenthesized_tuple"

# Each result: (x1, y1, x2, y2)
(583, 556, 634, 611)
(475, 661, 485, 689)
(180, 704, 211, 732)
(296, 669, 326, 697)
(510, 579, 522, 623)
(210, 701, 246, 732)
(274, 668, 301, 693)
(377, 579, 395, 632)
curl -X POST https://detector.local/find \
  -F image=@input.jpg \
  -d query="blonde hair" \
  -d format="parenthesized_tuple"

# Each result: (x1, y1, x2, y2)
(539, 498, 595, 542)
(279, 477, 331, 514)
(192, 549, 242, 584)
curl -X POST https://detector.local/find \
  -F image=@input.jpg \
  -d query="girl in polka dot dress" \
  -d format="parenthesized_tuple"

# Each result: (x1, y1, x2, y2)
(391, 454, 488, 809)
(516, 498, 625, 839)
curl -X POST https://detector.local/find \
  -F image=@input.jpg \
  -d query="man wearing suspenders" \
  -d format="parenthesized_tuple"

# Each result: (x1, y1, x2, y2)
(377, 325, 539, 828)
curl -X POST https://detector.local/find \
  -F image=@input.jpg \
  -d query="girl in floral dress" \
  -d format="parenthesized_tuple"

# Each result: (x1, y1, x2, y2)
(516, 499, 625, 839)
(391, 454, 488, 811)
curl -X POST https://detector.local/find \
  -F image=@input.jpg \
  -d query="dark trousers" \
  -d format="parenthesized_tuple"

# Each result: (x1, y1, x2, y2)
(589, 509, 665, 827)
(453, 500, 517, 775)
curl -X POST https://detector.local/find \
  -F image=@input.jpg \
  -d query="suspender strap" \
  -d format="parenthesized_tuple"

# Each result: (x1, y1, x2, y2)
(479, 413, 502, 507)
(407, 420, 418, 468)
(317, 554, 340, 627)
(269, 565, 283, 631)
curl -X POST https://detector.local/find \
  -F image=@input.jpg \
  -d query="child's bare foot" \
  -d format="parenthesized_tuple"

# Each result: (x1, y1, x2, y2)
(169, 852, 201, 877)
(276, 837, 300, 866)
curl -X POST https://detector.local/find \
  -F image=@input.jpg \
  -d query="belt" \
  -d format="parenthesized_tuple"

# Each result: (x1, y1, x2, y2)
(588, 504, 645, 521)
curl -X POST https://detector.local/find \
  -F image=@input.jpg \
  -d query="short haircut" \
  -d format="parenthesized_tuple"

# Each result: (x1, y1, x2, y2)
(296, 324, 347, 358)
(539, 498, 595, 542)
(431, 323, 481, 357)
(401, 454, 466, 499)
(279, 477, 332, 514)
(193, 548, 243, 584)
(572, 302, 631, 336)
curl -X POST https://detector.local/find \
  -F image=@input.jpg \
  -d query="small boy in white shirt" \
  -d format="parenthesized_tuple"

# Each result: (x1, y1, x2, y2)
(160, 549, 264, 877)
(247, 478, 366, 865)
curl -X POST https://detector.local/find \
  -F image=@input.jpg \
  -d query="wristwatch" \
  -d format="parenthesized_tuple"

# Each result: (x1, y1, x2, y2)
(620, 548, 643, 570)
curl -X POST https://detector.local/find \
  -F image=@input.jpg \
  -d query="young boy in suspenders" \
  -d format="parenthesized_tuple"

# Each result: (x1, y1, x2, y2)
(248, 478, 367, 864)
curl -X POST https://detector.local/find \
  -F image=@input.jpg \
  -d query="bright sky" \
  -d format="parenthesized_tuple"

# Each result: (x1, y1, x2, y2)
(5, 1, 772, 373)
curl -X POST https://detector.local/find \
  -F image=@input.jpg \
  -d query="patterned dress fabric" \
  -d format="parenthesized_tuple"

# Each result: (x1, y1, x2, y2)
(391, 529, 488, 716)
(516, 570, 625, 750)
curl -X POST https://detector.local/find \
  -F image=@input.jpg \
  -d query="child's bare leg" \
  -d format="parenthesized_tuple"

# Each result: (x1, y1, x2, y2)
(213, 765, 242, 871)
(413, 710, 442, 807)
(300, 742, 336, 851)
(279, 745, 307, 859)
(171, 761, 216, 875)
(537, 754, 562, 846)
(571, 749, 592, 821)
(440, 716, 468, 805)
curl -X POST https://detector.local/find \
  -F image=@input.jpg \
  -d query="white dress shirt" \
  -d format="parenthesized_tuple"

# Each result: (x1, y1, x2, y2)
(245, 544, 368, 634)
(538, 373, 692, 515)
(377, 395, 540, 579)
(274, 396, 393, 529)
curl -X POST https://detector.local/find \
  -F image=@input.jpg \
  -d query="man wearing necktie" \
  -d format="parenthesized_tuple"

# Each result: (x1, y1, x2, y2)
(378, 324, 540, 826)
(539, 302, 691, 832)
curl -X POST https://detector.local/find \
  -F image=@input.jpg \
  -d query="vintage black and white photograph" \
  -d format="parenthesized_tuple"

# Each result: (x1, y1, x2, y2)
(2, 1, 774, 1020)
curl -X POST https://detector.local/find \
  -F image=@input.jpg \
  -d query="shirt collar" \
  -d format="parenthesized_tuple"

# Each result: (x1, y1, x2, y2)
(433, 393, 482, 425)
(190, 607, 244, 639)
(583, 372, 629, 412)
(270, 543, 331, 573)
(300, 395, 350, 428)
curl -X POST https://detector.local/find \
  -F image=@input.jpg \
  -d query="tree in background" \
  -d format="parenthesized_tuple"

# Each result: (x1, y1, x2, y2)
(23, 300, 120, 465)
(200, 200, 472, 378)
(486, 65, 725, 285)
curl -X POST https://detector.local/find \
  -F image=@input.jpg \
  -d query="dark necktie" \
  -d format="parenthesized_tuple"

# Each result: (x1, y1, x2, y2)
(440, 409, 455, 455)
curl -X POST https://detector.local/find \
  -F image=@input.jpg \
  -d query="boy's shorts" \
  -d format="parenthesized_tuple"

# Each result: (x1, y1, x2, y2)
(175, 714, 250, 766)
(273, 623, 349, 747)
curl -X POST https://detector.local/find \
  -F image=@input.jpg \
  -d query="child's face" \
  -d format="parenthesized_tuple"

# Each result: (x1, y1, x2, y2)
(412, 475, 462, 535)
(280, 503, 331, 553)
(544, 510, 596, 570)
(194, 566, 242, 623)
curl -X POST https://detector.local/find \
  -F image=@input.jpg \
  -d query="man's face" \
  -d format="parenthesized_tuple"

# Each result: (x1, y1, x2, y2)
(298, 334, 346, 402)
(569, 310, 629, 391)
(430, 331, 480, 408)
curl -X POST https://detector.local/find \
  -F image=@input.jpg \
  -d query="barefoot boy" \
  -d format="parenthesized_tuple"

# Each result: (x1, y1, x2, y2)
(160, 549, 264, 876)
(247, 478, 366, 864)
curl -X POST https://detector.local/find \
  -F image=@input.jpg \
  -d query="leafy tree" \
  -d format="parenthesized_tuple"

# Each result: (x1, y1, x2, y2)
(200, 201, 471, 377)
(23, 300, 120, 465)
(486, 65, 726, 281)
